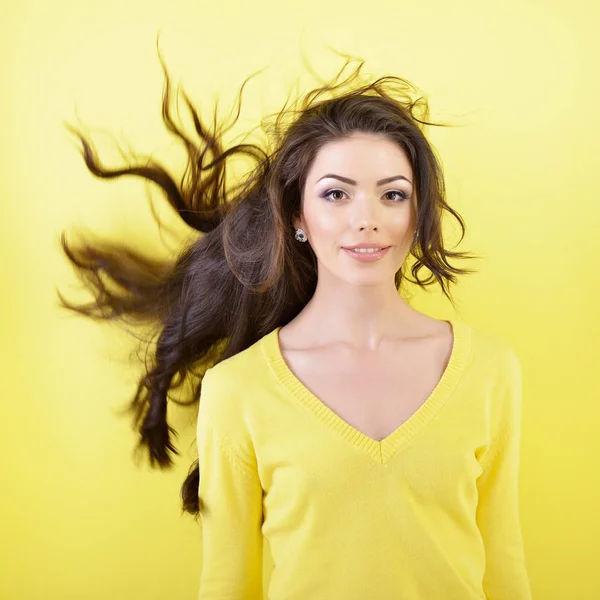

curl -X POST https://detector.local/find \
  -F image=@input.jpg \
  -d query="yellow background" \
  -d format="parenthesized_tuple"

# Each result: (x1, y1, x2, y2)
(2, 0, 599, 598)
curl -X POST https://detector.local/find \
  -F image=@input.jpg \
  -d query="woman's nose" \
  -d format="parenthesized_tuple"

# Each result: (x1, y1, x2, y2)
(351, 196, 381, 230)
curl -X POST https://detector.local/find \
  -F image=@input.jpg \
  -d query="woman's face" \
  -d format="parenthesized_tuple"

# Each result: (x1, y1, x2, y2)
(295, 132, 417, 286)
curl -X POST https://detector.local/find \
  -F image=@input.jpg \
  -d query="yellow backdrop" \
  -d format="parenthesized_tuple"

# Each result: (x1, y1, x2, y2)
(2, 0, 599, 598)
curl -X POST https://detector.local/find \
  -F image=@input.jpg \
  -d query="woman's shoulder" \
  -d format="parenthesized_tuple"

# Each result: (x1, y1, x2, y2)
(469, 322, 520, 361)
(199, 329, 280, 441)
(205, 328, 274, 390)
(466, 322, 522, 391)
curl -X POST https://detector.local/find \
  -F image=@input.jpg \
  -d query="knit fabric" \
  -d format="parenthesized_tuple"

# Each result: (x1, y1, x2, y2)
(195, 319, 532, 599)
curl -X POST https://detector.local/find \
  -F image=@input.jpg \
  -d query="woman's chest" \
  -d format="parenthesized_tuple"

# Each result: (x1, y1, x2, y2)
(280, 335, 453, 443)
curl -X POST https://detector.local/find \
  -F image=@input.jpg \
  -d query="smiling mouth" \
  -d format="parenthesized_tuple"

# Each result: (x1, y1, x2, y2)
(342, 246, 391, 253)
(342, 246, 391, 261)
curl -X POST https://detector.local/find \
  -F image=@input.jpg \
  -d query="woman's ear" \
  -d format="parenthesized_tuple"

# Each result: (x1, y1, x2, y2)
(292, 215, 303, 231)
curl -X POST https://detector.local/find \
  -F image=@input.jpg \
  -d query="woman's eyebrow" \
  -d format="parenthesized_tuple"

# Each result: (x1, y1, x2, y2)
(316, 173, 413, 186)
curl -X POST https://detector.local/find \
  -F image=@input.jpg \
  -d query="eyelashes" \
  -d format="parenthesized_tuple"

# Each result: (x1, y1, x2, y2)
(320, 189, 410, 203)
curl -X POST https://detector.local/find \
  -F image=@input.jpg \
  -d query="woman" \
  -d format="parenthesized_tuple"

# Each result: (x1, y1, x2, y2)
(59, 50, 532, 599)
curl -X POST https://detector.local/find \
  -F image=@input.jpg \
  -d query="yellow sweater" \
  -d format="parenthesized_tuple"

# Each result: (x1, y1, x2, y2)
(195, 319, 532, 599)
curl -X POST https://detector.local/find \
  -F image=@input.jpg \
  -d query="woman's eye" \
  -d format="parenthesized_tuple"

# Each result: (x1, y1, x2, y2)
(384, 191, 409, 202)
(321, 189, 409, 202)
(322, 189, 346, 202)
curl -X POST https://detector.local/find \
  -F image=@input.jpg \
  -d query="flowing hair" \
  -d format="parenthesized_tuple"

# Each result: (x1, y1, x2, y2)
(57, 44, 480, 519)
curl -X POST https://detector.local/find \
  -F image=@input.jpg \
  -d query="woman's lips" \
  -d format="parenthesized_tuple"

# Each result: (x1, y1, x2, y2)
(342, 246, 391, 262)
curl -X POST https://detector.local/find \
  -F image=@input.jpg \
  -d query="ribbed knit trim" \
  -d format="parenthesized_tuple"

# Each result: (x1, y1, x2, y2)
(260, 319, 472, 465)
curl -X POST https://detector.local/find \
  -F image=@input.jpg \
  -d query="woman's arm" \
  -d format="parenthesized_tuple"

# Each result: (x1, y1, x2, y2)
(476, 350, 532, 599)
(196, 369, 264, 599)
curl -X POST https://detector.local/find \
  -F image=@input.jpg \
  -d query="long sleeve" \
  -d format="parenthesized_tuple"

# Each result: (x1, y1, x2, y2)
(476, 350, 532, 599)
(196, 368, 264, 599)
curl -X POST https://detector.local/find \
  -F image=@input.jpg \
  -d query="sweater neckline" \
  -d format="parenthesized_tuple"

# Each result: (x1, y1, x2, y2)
(260, 318, 472, 465)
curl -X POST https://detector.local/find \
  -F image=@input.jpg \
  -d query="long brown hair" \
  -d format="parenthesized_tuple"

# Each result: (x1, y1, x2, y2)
(57, 46, 480, 518)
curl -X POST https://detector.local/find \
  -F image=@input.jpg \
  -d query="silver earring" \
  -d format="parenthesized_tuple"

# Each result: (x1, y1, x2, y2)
(295, 228, 308, 242)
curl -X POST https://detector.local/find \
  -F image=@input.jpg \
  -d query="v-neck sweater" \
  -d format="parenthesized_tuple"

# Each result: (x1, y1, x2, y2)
(195, 319, 532, 599)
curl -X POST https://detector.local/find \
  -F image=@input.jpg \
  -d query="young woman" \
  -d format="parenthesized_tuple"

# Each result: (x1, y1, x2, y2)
(59, 50, 531, 599)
